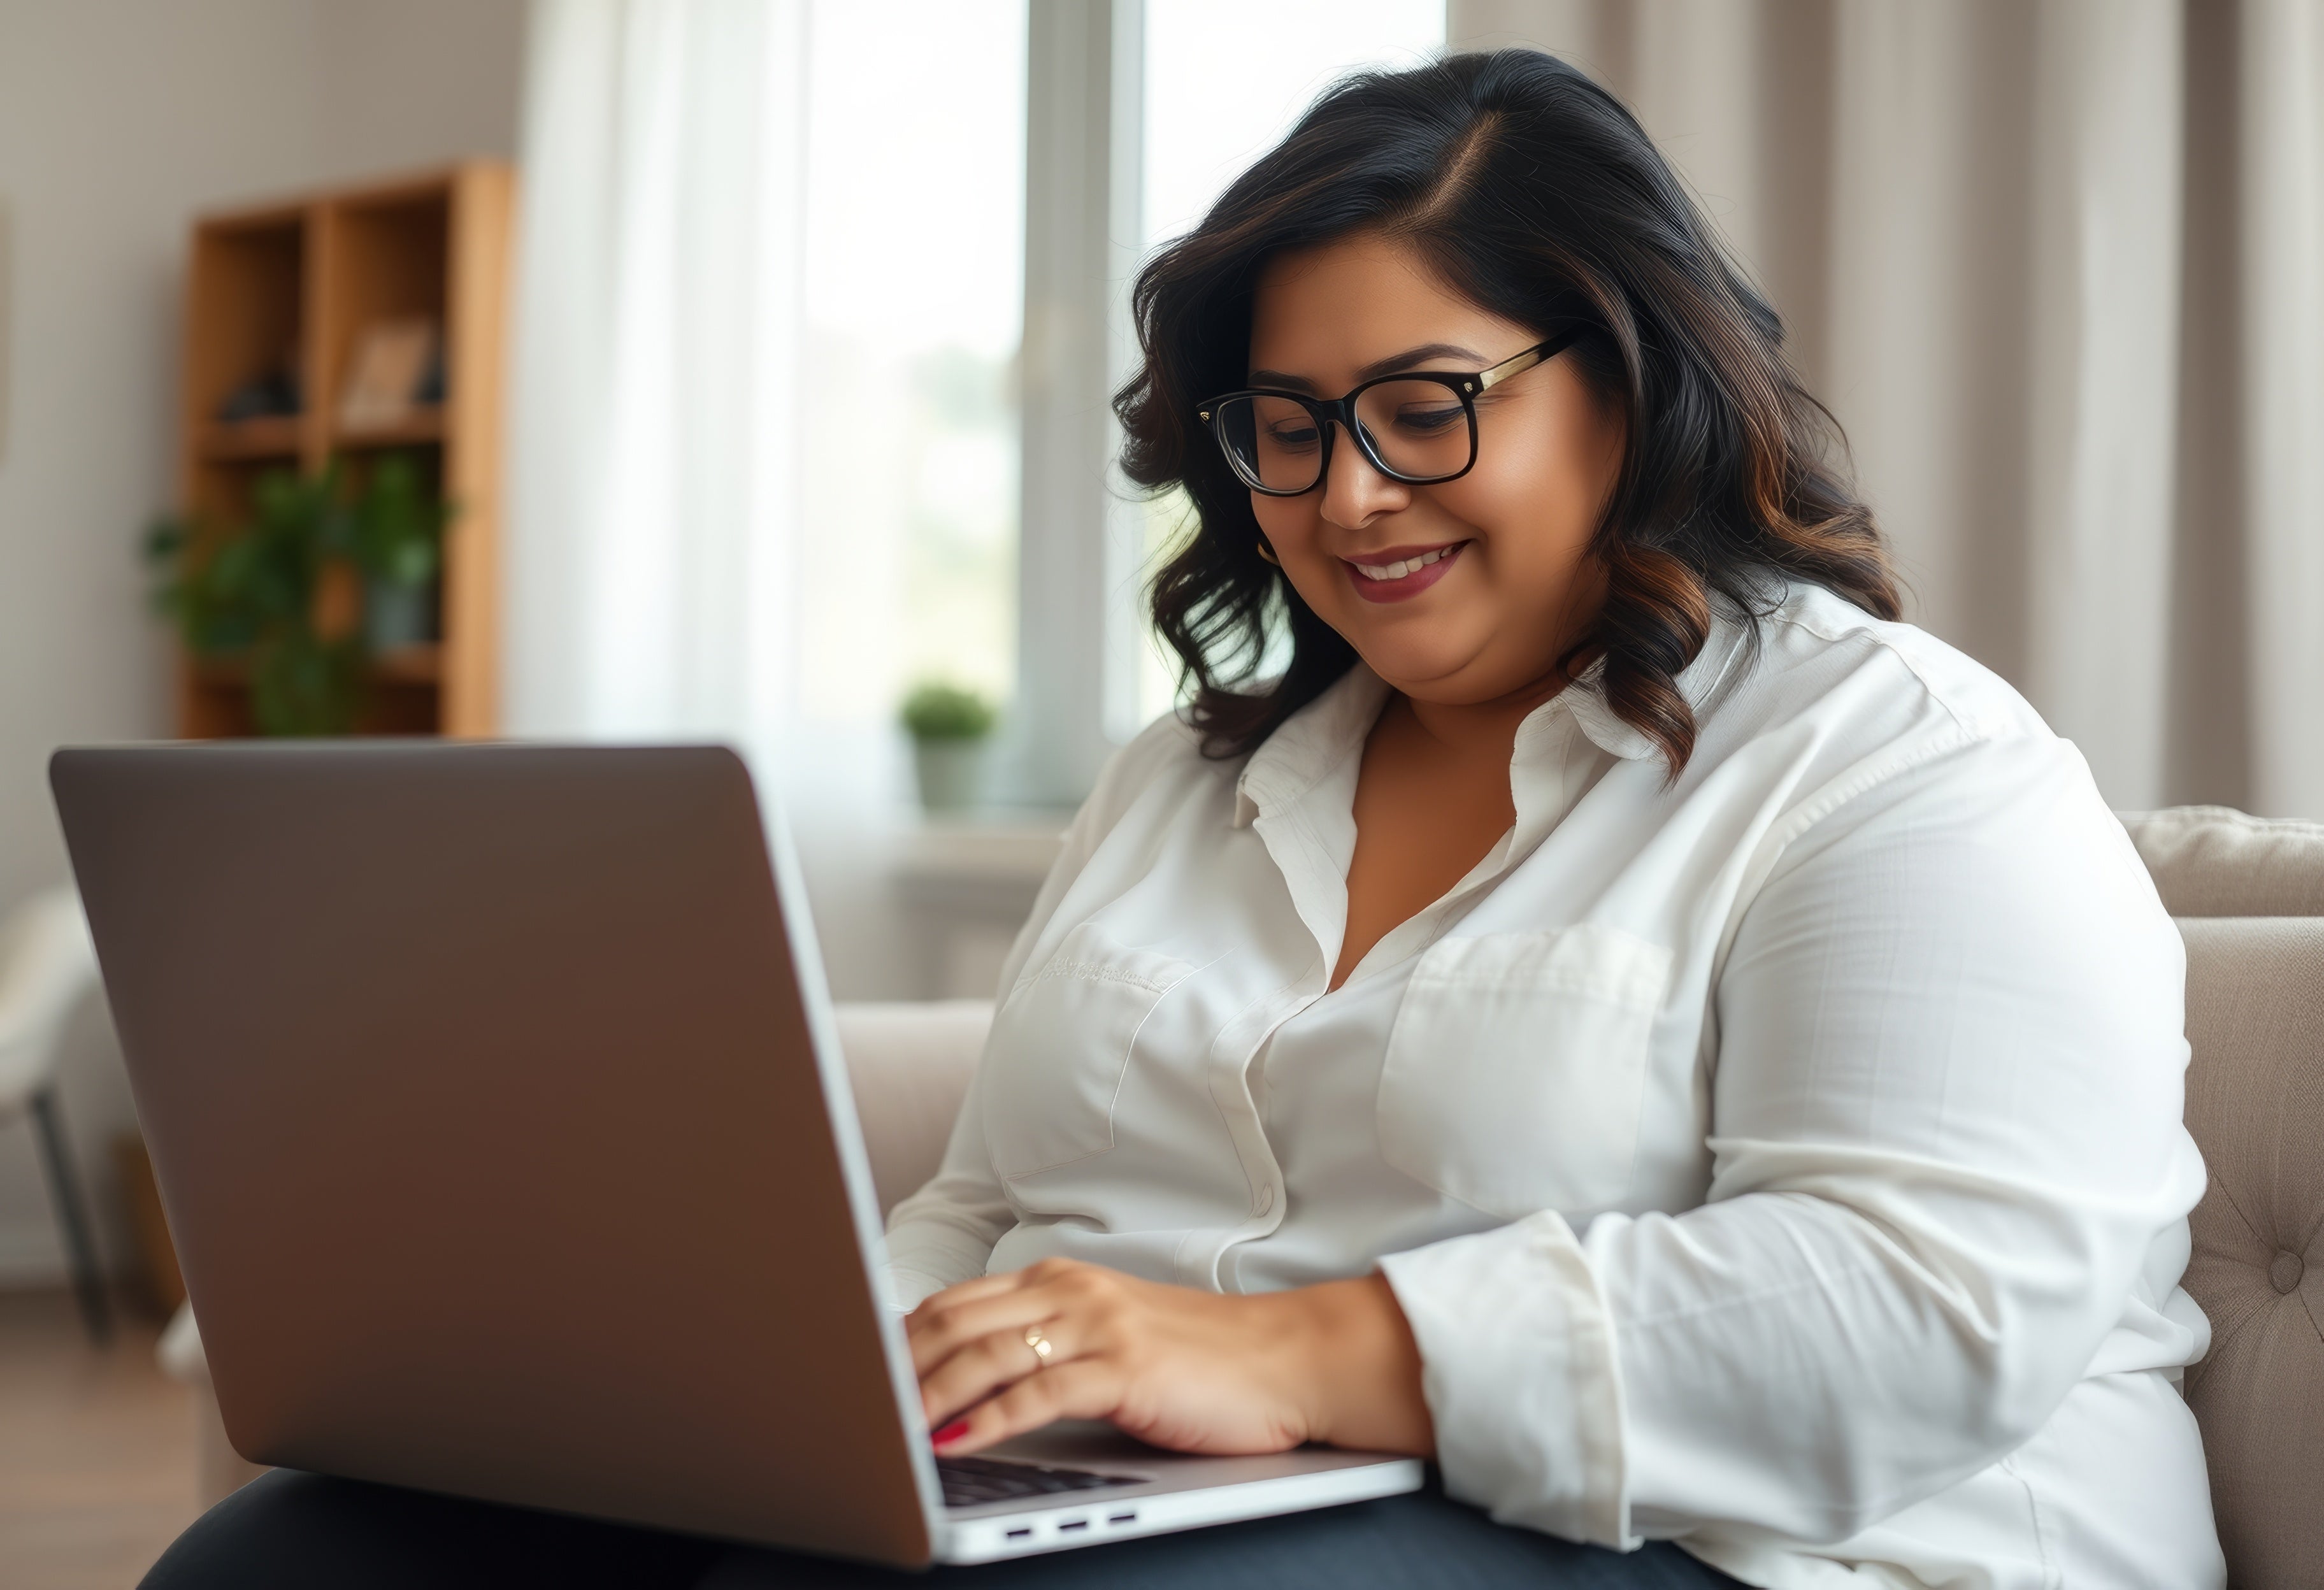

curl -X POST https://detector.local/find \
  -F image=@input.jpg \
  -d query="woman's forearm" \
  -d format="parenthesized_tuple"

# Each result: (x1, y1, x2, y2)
(1276, 1273, 1436, 1457)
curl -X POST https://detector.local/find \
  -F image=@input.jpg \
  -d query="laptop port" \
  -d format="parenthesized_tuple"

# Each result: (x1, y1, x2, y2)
(1005, 1528, 1032, 1540)
(1108, 1512, 1138, 1525)
(1058, 1519, 1089, 1532)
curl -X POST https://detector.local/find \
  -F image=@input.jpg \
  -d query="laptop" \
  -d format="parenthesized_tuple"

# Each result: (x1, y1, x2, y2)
(50, 742, 1423, 1567)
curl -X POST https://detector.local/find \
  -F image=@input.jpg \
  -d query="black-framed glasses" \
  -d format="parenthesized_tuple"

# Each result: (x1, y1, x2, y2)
(1195, 328, 1584, 498)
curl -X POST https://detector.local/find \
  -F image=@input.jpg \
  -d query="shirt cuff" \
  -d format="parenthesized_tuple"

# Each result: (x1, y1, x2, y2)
(1377, 1209, 1633, 1548)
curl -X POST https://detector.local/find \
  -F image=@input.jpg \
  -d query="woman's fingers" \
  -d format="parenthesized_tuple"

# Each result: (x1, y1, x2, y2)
(908, 1261, 1149, 1445)
(918, 1312, 1082, 1428)
(909, 1293, 1082, 1378)
(902, 1270, 1029, 1335)
(931, 1359, 1121, 1458)
(907, 1261, 1108, 1375)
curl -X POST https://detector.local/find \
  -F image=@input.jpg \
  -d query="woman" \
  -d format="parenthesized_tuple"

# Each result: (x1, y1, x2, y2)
(887, 46, 2221, 1589)
(148, 48, 2220, 1590)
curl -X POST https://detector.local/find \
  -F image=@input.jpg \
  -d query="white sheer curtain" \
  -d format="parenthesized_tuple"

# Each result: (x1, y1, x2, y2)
(505, 0, 923, 996)
(505, 0, 805, 741)
(1452, 0, 2324, 817)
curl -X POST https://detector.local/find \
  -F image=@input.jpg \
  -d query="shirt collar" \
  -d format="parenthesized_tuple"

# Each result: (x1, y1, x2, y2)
(1230, 604, 1754, 828)
(1560, 603, 1753, 764)
(1232, 665, 1391, 828)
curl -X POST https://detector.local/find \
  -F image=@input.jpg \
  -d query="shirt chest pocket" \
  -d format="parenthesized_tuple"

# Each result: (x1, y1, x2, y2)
(1375, 925, 1672, 1219)
(980, 922, 1200, 1180)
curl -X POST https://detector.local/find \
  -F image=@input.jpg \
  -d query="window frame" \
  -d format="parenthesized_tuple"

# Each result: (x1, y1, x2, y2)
(1009, 0, 1150, 807)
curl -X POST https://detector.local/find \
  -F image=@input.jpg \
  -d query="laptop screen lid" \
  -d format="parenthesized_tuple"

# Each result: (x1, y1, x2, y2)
(52, 742, 946, 1565)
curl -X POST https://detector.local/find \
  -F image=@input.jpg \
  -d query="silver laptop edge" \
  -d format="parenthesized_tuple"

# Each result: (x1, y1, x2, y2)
(754, 794, 954, 1533)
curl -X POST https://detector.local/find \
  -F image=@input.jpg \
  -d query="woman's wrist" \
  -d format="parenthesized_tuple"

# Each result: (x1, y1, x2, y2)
(1270, 1273, 1435, 1457)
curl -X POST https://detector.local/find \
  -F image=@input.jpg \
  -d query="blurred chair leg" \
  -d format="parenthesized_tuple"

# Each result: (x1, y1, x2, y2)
(29, 1084, 113, 1344)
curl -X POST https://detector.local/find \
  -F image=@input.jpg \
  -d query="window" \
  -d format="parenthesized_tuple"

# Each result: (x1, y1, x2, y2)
(798, 1, 1028, 726)
(796, 2, 1444, 801)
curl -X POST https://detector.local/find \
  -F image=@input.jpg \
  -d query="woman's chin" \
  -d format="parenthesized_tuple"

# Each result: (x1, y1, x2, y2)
(1350, 640, 1512, 703)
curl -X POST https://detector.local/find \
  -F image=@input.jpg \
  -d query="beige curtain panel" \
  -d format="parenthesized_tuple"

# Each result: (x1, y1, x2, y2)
(1448, 0, 2324, 817)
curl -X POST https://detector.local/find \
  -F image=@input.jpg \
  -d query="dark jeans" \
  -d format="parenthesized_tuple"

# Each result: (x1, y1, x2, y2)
(142, 1469, 1743, 1589)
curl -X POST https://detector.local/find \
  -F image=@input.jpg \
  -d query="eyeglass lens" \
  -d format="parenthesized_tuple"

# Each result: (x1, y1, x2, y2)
(1216, 380, 1475, 492)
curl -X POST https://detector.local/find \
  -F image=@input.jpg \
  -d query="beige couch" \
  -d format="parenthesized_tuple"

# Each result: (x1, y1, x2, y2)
(164, 809, 2323, 1584)
(2120, 807, 2324, 1588)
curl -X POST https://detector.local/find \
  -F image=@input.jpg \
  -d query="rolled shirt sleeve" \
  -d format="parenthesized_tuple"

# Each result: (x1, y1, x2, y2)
(1381, 729, 2208, 1547)
(881, 1077, 1019, 1311)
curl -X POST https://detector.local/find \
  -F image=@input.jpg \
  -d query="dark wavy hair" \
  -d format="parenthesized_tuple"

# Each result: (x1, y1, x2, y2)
(1115, 48, 1898, 775)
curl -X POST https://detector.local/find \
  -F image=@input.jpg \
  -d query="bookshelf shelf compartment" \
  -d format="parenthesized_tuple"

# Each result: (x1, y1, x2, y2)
(334, 410, 448, 450)
(197, 417, 305, 462)
(371, 644, 444, 684)
(173, 164, 512, 740)
(190, 643, 442, 689)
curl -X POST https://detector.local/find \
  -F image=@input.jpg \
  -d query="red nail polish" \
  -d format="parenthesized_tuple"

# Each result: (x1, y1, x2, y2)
(931, 1419, 970, 1447)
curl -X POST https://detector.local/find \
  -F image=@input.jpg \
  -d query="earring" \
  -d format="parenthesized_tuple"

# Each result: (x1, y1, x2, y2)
(1254, 534, 1281, 567)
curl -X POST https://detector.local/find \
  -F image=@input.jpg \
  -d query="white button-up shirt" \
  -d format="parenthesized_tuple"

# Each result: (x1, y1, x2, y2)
(884, 583, 2223, 1589)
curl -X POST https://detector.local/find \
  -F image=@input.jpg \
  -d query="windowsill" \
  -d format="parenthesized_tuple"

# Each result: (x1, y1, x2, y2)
(895, 810, 1072, 891)
(890, 810, 1073, 998)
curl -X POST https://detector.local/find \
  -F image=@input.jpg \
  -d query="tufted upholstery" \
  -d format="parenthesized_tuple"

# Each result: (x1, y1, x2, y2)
(2121, 808, 2324, 1589)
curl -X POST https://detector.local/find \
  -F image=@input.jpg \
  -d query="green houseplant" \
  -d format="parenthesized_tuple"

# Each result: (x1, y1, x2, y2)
(145, 452, 451, 735)
(900, 681, 998, 812)
(350, 452, 451, 650)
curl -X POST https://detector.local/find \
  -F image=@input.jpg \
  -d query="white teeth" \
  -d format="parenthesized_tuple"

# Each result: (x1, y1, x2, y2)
(1354, 546, 1453, 581)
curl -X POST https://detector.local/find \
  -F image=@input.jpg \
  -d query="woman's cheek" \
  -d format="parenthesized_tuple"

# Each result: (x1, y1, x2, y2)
(1252, 503, 1337, 600)
(1251, 495, 1308, 557)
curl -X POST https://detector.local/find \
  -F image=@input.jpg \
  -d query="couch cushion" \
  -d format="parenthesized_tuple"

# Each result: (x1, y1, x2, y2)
(2177, 916, 2324, 1589)
(2122, 806, 2324, 917)
(835, 1000, 991, 1218)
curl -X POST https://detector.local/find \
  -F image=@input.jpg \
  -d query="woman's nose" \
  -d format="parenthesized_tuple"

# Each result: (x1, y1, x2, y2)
(1319, 424, 1412, 528)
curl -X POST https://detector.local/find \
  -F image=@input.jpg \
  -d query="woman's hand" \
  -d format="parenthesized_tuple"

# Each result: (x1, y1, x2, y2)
(905, 1258, 1435, 1459)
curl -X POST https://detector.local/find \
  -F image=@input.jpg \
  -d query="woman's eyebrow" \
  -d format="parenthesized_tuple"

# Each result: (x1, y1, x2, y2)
(1246, 342, 1489, 392)
(1357, 341, 1485, 380)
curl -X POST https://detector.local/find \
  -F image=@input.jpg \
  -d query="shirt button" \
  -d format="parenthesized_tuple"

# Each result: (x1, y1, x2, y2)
(1256, 1184, 1275, 1215)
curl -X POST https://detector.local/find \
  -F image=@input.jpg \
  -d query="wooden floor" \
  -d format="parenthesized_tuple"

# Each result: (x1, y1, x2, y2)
(0, 1289, 198, 1590)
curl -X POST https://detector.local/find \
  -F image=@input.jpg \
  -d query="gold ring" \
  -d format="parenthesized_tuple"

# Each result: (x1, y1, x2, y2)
(1022, 1324, 1054, 1368)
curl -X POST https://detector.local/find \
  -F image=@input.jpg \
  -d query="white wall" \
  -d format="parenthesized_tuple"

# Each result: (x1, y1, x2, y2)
(0, 0, 528, 1286)
(312, 0, 528, 178)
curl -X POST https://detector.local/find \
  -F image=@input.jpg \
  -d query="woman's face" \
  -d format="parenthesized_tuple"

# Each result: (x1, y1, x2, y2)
(1244, 233, 1625, 706)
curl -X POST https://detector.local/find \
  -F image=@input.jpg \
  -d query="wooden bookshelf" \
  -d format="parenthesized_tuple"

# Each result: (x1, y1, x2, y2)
(173, 162, 514, 738)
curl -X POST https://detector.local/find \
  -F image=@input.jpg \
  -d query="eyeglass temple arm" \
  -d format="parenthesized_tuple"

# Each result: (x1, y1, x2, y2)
(1470, 327, 1583, 394)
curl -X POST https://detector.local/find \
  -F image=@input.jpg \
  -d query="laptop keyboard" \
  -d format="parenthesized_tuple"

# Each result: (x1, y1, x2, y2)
(938, 1454, 1142, 1508)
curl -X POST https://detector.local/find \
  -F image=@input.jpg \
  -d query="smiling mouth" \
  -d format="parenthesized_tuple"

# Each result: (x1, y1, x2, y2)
(1350, 546, 1455, 580)
(1341, 540, 1469, 603)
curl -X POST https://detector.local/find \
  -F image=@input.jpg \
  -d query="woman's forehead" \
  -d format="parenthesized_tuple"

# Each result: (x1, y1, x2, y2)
(1249, 234, 1530, 382)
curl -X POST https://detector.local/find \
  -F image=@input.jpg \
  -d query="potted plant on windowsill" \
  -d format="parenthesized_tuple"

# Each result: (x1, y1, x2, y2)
(901, 682, 998, 813)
